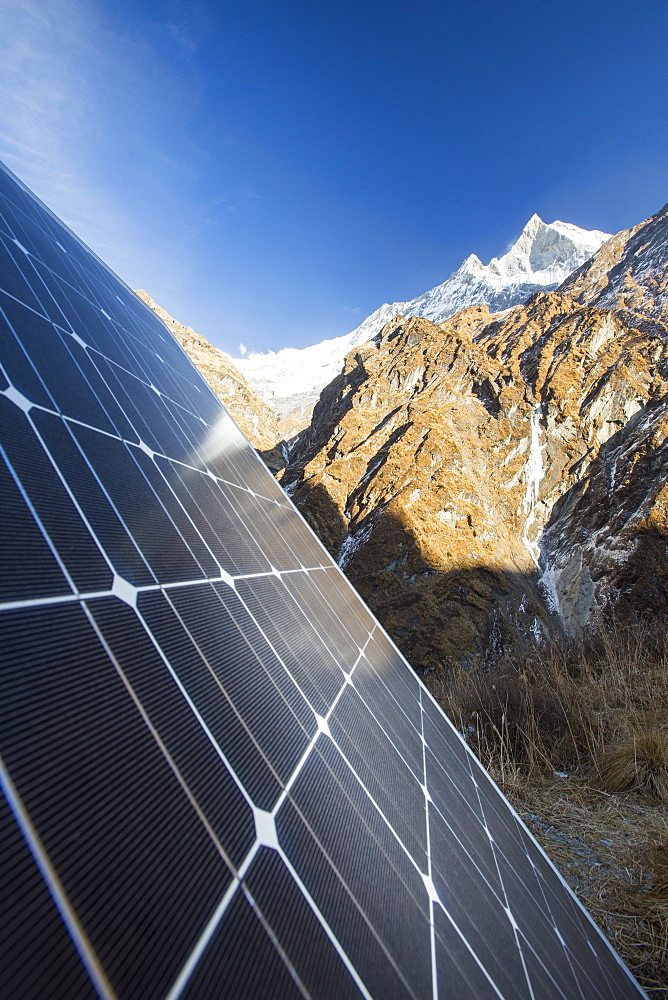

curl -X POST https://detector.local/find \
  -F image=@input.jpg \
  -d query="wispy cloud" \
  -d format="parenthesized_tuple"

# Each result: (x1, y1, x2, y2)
(156, 0, 216, 58)
(207, 187, 262, 214)
(0, 0, 200, 291)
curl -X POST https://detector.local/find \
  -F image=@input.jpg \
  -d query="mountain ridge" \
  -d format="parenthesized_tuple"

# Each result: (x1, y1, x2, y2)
(234, 215, 610, 434)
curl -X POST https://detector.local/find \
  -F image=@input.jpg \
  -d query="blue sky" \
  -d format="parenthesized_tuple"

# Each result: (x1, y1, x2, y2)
(1, 0, 667, 356)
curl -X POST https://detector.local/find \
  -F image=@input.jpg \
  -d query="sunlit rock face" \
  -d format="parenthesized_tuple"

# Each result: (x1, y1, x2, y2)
(282, 208, 668, 669)
(135, 291, 285, 470)
(560, 202, 668, 336)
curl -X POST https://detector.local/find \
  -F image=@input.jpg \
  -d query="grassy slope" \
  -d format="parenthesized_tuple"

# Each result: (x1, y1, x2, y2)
(424, 619, 668, 996)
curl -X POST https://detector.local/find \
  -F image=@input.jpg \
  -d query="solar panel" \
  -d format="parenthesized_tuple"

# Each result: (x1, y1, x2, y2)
(0, 161, 646, 1000)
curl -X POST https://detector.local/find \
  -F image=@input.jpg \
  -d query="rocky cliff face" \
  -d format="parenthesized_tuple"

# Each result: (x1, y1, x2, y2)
(135, 291, 285, 470)
(560, 202, 668, 336)
(282, 207, 668, 670)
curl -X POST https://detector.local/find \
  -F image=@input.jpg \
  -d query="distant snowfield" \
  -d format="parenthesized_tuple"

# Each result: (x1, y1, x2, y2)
(232, 330, 357, 407)
(233, 216, 611, 425)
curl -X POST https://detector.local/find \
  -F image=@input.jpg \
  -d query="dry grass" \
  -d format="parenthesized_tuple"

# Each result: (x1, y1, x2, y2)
(425, 615, 668, 997)
(596, 733, 668, 802)
(646, 844, 668, 899)
(505, 776, 668, 997)
(426, 616, 668, 779)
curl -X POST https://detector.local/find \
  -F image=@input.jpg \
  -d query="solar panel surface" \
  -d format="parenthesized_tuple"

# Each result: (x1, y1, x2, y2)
(0, 162, 647, 1000)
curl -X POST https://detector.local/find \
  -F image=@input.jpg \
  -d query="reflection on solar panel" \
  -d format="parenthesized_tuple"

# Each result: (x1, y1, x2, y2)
(0, 160, 645, 1000)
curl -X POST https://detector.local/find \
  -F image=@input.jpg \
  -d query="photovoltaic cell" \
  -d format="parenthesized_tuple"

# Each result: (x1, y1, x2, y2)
(178, 887, 306, 1000)
(244, 847, 365, 1000)
(1, 795, 99, 1000)
(0, 158, 647, 1000)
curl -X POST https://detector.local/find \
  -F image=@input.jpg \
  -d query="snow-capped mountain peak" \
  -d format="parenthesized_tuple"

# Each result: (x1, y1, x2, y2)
(233, 216, 611, 432)
(465, 215, 610, 286)
(458, 253, 485, 275)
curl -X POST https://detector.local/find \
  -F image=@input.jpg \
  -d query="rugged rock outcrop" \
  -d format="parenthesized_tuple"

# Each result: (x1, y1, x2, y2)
(282, 207, 668, 670)
(560, 202, 668, 337)
(540, 396, 668, 632)
(135, 291, 285, 470)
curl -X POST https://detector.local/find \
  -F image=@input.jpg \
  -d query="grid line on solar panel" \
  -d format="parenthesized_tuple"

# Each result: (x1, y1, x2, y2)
(2, 603, 238, 1000)
(418, 689, 439, 1000)
(177, 887, 309, 1000)
(33, 412, 158, 585)
(424, 742, 572, 996)
(160, 626, 436, 1000)
(425, 696, 580, 1000)
(0, 235, 291, 511)
(418, 682, 641, 999)
(135, 588, 287, 812)
(491, 882, 582, 1000)
(433, 904, 506, 1000)
(430, 800, 534, 997)
(233, 575, 348, 712)
(291, 737, 431, 918)
(239, 880, 325, 1000)
(28, 419, 285, 589)
(209, 674, 431, 999)
(0, 442, 75, 600)
(161, 876, 242, 1000)
(243, 848, 366, 1000)
(352, 655, 425, 779)
(0, 302, 63, 410)
(277, 740, 433, 1000)
(255, 846, 374, 1000)
(0, 402, 114, 590)
(161, 725, 354, 1000)
(0, 325, 289, 510)
(0, 438, 354, 1000)
(288, 688, 548, 1000)
(0, 195, 201, 381)
(122, 584, 374, 997)
(328, 682, 428, 866)
(276, 663, 427, 886)
(80, 602, 241, 868)
(84, 596, 256, 868)
(162, 582, 316, 799)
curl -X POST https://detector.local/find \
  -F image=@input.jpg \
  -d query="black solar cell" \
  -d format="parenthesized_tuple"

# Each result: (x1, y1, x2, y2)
(178, 887, 305, 1000)
(0, 455, 71, 601)
(1, 796, 100, 1000)
(245, 846, 366, 1000)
